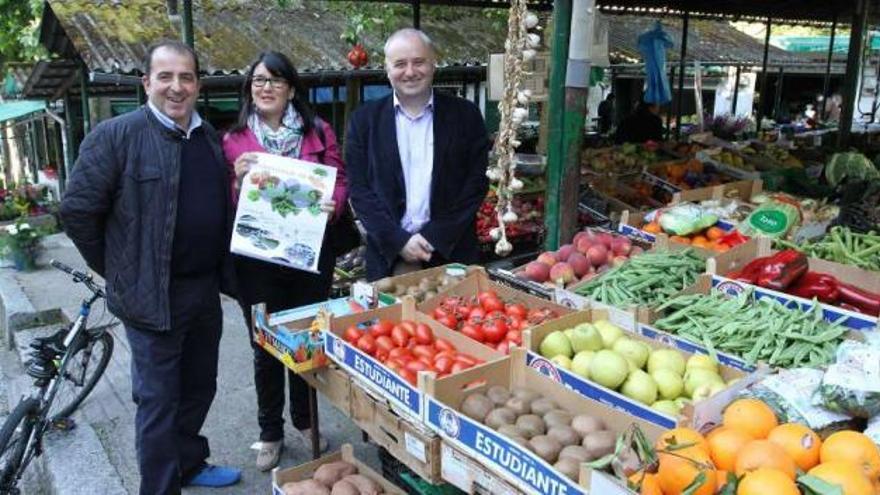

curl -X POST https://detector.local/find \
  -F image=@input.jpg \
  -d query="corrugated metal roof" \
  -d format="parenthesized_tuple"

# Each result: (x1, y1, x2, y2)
(44, 0, 510, 75)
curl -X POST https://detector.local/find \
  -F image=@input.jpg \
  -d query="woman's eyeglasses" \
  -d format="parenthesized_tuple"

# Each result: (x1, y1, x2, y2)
(252, 76, 288, 88)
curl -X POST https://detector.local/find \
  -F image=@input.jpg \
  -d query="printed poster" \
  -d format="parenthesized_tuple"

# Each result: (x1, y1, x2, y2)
(231, 152, 336, 273)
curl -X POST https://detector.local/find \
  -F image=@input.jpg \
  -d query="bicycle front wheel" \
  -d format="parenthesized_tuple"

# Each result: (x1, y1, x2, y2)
(48, 331, 114, 421)
(0, 397, 39, 494)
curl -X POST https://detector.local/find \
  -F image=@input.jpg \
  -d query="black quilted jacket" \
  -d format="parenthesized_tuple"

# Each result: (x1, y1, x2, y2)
(60, 107, 236, 332)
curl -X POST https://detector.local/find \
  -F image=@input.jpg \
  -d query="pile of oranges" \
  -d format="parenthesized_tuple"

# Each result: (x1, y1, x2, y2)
(640, 223, 730, 253)
(629, 398, 880, 494)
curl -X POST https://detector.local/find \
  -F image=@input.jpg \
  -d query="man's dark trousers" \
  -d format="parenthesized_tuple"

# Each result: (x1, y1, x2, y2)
(125, 273, 222, 495)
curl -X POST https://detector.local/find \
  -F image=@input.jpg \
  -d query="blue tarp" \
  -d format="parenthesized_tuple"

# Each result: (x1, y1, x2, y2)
(0, 100, 45, 124)
(638, 22, 673, 105)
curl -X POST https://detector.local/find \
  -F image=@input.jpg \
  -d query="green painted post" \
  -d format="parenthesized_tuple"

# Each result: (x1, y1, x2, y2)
(544, 0, 573, 251)
(182, 0, 194, 48)
(80, 68, 90, 134)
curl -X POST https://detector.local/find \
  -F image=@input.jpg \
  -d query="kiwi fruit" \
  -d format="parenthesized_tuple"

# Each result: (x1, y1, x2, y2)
(530, 397, 558, 417)
(375, 278, 394, 292)
(511, 387, 541, 403)
(571, 415, 606, 438)
(554, 457, 581, 481)
(582, 430, 617, 459)
(543, 409, 573, 428)
(547, 425, 581, 447)
(497, 424, 527, 439)
(461, 393, 493, 422)
(558, 445, 592, 462)
(486, 386, 511, 406)
(515, 414, 546, 438)
(485, 408, 517, 429)
(529, 435, 563, 463)
(505, 396, 532, 416)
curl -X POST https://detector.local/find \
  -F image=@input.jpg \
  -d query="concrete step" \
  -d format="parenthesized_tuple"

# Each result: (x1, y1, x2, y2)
(9, 325, 127, 495)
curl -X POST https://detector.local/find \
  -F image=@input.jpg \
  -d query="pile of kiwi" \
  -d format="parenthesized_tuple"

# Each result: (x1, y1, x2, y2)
(374, 272, 465, 303)
(459, 386, 618, 482)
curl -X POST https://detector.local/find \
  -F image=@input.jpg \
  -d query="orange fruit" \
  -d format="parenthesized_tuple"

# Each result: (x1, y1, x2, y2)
(722, 398, 778, 439)
(628, 472, 663, 495)
(691, 238, 711, 249)
(643, 222, 662, 234)
(716, 469, 731, 491)
(706, 226, 725, 241)
(707, 427, 752, 471)
(657, 450, 717, 495)
(691, 235, 709, 244)
(669, 235, 691, 244)
(736, 467, 799, 495)
(735, 440, 797, 480)
(808, 461, 875, 495)
(821, 431, 880, 481)
(768, 423, 822, 471)
(655, 427, 710, 459)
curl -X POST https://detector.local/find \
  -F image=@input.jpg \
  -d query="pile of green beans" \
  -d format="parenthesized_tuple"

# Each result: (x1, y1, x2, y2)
(653, 289, 848, 368)
(573, 249, 705, 307)
(775, 226, 880, 272)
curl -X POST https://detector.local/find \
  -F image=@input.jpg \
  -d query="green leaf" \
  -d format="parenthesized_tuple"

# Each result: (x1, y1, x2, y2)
(247, 190, 260, 201)
(681, 471, 707, 495)
(717, 472, 738, 495)
(797, 474, 844, 495)
(584, 453, 616, 470)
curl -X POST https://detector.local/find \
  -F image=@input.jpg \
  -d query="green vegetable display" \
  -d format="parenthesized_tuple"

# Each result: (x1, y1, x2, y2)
(653, 289, 848, 368)
(825, 152, 879, 187)
(775, 226, 880, 272)
(572, 249, 704, 307)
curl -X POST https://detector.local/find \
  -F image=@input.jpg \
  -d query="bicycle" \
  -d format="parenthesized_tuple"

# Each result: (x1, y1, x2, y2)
(0, 260, 115, 494)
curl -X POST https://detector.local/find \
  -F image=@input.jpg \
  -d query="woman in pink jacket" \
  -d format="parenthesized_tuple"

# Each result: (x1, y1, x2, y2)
(222, 51, 346, 471)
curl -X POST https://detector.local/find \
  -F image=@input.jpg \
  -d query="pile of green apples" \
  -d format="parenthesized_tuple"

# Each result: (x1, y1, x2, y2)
(537, 320, 737, 416)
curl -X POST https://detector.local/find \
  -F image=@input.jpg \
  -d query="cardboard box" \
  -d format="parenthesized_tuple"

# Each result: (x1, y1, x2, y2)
(522, 309, 752, 431)
(349, 379, 443, 483)
(670, 179, 763, 205)
(271, 443, 405, 495)
(440, 442, 521, 495)
(373, 263, 479, 304)
(300, 364, 351, 416)
(324, 297, 504, 422)
(252, 303, 329, 374)
(617, 210, 737, 253)
(422, 349, 665, 495)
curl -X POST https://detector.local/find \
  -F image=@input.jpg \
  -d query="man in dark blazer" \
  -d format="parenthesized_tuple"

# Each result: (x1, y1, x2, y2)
(345, 28, 490, 281)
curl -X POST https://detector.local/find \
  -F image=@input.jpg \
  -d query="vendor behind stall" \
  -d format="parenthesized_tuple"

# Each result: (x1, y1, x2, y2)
(615, 101, 664, 144)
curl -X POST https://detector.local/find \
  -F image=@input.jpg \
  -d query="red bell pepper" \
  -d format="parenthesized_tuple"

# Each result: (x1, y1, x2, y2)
(729, 250, 808, 291)
(837, 283, 880, 316)
(787, 272, 841, 304)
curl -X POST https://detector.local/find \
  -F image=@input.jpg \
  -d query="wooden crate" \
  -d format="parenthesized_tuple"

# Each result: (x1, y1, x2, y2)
(271, 443, 405, 495)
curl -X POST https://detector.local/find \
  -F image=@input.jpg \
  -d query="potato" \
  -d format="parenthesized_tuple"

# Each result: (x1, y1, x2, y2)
(582, 430, 617, 459)
(547, 425, 581, 447)
(505, 396, 532, 416)
(497, 424, 527, 439)
(529, 435, 563, 463)
(511, 387, 541, 403)
(342, 474, 383, 495)
(530, 397, 558, 417)
(571, 415, 605, 438)
(330, 479, 360, 495)
(554, 457, 581, 481)
(559, 445, 592, 462)
(461, 393, 493, 422)
(313, 461, 358, 488)
(282, 479, 330, 495)
(515, 414, 546, 438)
(485, 407, 517, 429)
(543, 409, 573, 428)
(486, 385, 511, 406)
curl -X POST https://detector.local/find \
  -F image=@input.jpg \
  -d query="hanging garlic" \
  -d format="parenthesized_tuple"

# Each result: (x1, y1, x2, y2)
(516, 91, 530, 106)
(510, 138, 522, 148)
(489, 227, 502, 241)
(486, 167, 501, 181)
(522, 49, 536, 62)
(524, 12, 539, 29)
(510, 178, 524, 191)
(495, 238, 513, 256)
(512, 107, 529, 122)
(526, 33, 541, 49)
(502, 208, 519, 223)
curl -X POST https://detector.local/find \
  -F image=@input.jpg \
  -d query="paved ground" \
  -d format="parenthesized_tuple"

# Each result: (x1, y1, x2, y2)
(1, 233, 379, 494)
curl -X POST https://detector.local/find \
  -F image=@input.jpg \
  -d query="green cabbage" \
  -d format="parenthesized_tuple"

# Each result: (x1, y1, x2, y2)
(826, 152, 879, 186)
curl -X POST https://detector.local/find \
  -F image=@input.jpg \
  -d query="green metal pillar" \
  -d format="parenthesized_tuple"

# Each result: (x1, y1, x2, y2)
(544, 0, 573, 250)
(821, 14, 838, 121)
(755, 17, 772, 133)
(674, 12, 690, 141)
(182, 0, 194, 48)
(62, 91, 76, 175)
(839, 0, 869, 147)
(80, 68, 91, 134)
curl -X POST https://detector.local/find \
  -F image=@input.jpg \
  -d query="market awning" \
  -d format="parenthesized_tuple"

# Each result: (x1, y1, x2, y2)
(0, 100, 46, 124)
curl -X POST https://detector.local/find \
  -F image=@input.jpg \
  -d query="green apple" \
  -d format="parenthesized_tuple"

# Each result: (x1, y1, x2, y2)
(569, 323, 604, 353)
(647, 349, 686, 376)
(691, 384, 714, 401)
(620, 369, 658, 405)
(540, 331, 573, 359)
(550, 354, 573, 370)
(612, 338, 651, 369)
(674, 397, 692, 410)
(686, 354, 719, 373)
(651, 369, 684, 400)
(625, 358, 639, 373)
(564, 328, 575, 342)
(589, 350, 629, 389)
(684, 368, 724, 398)
(652, 400, 681, 416)
(594, 320, 624, 348)
(709, 383, 727, 396)
(571, 350, 595, 378)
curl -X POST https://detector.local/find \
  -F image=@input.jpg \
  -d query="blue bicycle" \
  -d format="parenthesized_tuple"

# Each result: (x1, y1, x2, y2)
(0, 260, 115, 494)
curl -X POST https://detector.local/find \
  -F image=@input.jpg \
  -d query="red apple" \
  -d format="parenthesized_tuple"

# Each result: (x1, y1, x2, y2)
(536, 252, 558, 266)
(557, 244, 575, 261)
(586, 244, 608, 267)
(611, 237, 632, 256)
(524, 261, 551, 282)
(576, 237, 593, 254)
(567, 252, 590, 277)
(549, 262, 575, 285)
(596, 232, 615, 248)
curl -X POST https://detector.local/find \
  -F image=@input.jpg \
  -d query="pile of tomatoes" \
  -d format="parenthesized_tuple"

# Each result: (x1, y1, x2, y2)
(429, 290, 560, 354)
(342, 319, 484, 386)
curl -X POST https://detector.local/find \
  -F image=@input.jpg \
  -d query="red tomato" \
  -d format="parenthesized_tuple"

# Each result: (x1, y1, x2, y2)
(456, 353, 478, 366)
(496, 341, 510, 354)
(399, 320, 417, 336)
(385, 358, 405, 373)
(399, 368, 417, 386)
(343, 325, 364, 344)
(370, 320, 394, 338)
(482, 318, 509, 344)
(391, 326, 410, 347)
(388, 347, 412, 360)
(432, 307, 449, 320)
(356, 334, 376, 356)
(415, 323, 434, 345)
(405, 360, 428, 373)
(505, 303, 528, 320)
(451, 361, 470, 373)
(481, 296, 505, 313)
(505, 330, 523, 346)
(434, 356, 454, 374)
(466, 307, 487, 324)
(435, 338, 456, 353)
(412, 345, 436, 361)
(375, 335, 394, 354)
(477, 290, 499, 307)
(436, 315, 458, 329)
(507, 315, 524, 331)
(433, 350, 457, 361)
(460, 323, 485, 343)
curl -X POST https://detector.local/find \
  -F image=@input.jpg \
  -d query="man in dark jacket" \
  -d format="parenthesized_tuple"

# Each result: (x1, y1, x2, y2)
(60, 40, 240, 494)
(615, 101, 664, 144)
(345, 28, 490, 281)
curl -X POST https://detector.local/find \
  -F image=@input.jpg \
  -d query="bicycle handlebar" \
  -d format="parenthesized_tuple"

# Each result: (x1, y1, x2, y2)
(50, 259, 103, 296)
